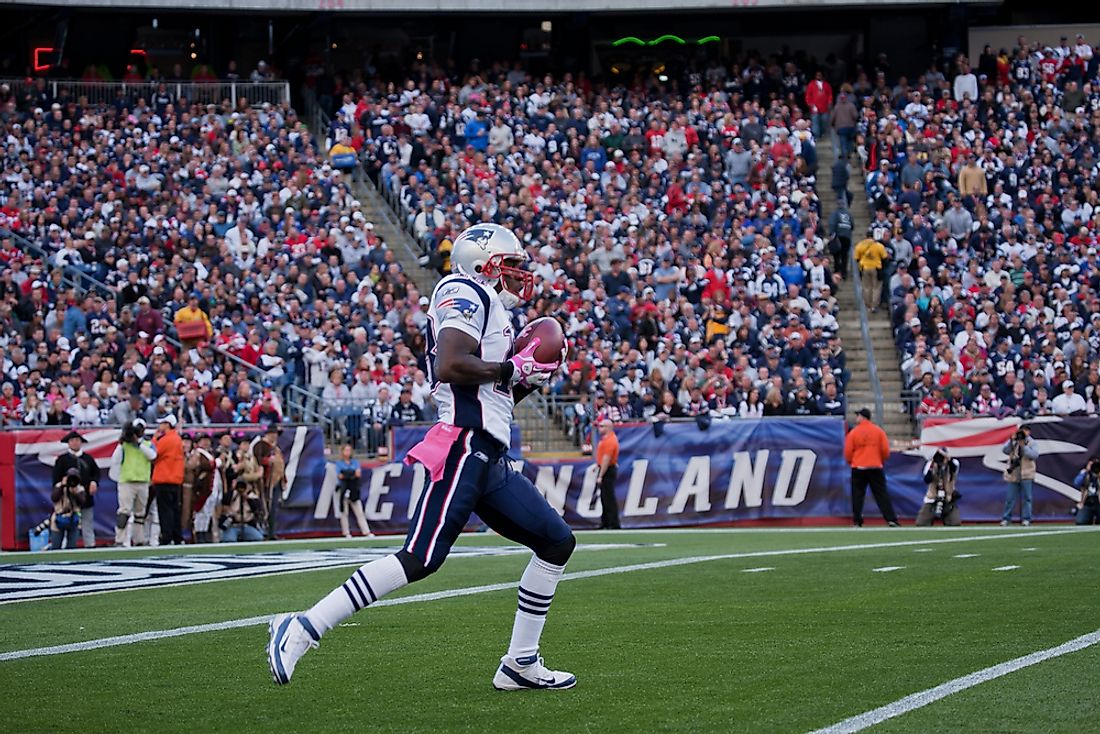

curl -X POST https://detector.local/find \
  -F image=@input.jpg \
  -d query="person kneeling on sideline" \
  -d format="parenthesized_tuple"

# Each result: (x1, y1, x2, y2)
(915, 448, 961, 526)
(1075, 456, 1100, 525)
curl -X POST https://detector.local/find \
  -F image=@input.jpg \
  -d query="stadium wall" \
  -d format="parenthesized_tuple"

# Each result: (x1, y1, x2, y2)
(5, 417, 1093, 548)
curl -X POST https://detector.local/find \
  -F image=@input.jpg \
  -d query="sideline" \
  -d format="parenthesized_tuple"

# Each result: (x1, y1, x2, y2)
(807, 627, 1100, 734)
(0, 528, 1088, 663)
(0, 525, 1062, 561)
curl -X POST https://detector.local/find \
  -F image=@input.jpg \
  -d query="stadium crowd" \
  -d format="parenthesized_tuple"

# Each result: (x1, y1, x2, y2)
(0, 79, 434, 453)
(0, 53, 859, 454)
(341, 58, 854, 446)
(844, 35, 1100, 419)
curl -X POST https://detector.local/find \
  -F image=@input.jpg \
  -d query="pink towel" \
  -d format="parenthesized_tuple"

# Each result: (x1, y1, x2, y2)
(404, 423, 465, 482)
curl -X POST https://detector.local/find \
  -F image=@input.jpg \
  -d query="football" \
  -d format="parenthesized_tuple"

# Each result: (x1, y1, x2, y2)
(513, 316, 567, 366)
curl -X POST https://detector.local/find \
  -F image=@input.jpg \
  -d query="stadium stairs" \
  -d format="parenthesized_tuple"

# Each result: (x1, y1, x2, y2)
(817, 137, 912, 443)
(352, 172, 581, 457)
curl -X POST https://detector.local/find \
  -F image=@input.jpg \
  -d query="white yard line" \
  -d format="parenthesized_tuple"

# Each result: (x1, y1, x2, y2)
(992, 565, 1021, 571)
(741, 567, 775, 573)
(0, 525, 1074, 562)
(872, 566, 905, 572)
(0, 528, 1089, 663)
(807, 627, 1100, 734)
(953, 553, 980, 558)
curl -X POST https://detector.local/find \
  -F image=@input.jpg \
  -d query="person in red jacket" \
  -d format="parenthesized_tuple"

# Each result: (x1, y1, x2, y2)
(804, 71, 833, 139)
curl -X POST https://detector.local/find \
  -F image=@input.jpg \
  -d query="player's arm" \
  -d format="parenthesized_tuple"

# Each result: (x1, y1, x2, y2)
(435, 327, 512, 386)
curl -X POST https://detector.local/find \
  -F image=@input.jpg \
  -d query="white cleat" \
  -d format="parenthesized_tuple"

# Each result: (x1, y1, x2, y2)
(267, 613, 319, 685)
(493, 653, 577, 691)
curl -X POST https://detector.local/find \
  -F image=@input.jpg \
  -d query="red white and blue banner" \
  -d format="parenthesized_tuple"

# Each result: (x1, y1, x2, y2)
(282, 417, 851, 536)
(883, 416, 1100, 522)
(7, 416, 1092, 548)
(525, 417, 850, 529)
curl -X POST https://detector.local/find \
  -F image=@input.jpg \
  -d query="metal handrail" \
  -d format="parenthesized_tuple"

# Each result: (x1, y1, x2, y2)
(4, 422, 312, 432)
(850, 246, 885, 425)
(0, 77, 291, 107)
(358, 163, 433, 270)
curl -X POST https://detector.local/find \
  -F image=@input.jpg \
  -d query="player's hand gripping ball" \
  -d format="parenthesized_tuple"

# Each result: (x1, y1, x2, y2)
(513, 317, 568, 369)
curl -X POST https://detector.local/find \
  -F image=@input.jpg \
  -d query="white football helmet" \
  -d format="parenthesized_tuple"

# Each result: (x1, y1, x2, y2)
(450, 223, 534, 308)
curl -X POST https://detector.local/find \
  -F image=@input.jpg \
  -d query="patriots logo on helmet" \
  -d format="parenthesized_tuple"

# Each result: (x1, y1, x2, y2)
(438, 297, 480, 321)
(457, 226, 495, 251)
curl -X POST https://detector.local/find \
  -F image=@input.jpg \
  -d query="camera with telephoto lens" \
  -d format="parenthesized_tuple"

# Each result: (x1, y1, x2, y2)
(65, 474, 81, 488)
(933, 488, 946, 520)
(1085, 458, 1100, 507)
(1006, 432, 1026, 474)
(930, 452, 947, 518)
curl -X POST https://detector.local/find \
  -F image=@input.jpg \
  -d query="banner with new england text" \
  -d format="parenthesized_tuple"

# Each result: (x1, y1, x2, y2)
(278, 417, 852, 536)
(527, 417, 851, 529)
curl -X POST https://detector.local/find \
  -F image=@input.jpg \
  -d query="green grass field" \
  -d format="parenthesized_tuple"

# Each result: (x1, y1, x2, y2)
(1, 527, 1098, 733)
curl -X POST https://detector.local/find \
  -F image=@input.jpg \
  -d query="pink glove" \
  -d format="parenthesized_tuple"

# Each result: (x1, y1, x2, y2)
(507, 337, 559, 386)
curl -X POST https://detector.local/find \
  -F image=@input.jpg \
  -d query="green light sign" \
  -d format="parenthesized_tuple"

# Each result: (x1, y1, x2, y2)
(611, 35, 720, 47)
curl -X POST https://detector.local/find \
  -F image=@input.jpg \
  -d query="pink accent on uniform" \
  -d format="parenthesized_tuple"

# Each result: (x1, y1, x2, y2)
(404, 422, 466, 482)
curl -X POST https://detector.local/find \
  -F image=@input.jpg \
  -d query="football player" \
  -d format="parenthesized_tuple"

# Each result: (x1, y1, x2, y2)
(268, 223, 577, 690)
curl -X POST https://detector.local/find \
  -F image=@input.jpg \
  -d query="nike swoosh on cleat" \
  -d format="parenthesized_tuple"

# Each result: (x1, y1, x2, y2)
(269, 617, 292, 684)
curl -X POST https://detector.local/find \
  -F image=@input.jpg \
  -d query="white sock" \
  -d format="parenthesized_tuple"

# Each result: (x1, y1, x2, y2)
(507, 555, 566, 662)
(302, 554, 408, 637)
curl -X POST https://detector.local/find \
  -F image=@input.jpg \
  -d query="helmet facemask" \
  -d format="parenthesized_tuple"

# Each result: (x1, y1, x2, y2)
(481, 253, 534, 309)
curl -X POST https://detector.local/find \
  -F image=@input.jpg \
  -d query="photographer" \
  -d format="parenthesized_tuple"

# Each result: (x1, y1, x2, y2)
(333, 443, 373, 539)
(109, 419, 157, 547)
(1001, 424, 1039, 526)
(1074, 457, 1100, 525)
(50, 468, 87, 550)
(915, 448, 961, 526)
(220, 479, 265, 542)
(52, 430, 100, 548)
(220, 439, 264, 542)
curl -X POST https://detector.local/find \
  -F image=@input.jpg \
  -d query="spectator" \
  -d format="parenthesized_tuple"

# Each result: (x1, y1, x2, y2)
(174, 294, 212, 349)
(1052, 380, 1089, 416)
(854, 236, 888, 312)
(805, 71, 834, 139)
(953, 62, 978, 102)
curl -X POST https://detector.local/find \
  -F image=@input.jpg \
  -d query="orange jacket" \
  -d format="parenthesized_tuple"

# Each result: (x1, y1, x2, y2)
(152, 429, 185, 484)
(596, 431, 620, 468)
(844, 420, 890, 468)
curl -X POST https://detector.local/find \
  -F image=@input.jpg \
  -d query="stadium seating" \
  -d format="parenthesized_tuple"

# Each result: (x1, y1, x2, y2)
(343, 62, 851, 445)
(0, 57, 856, 454)
(858, 42, 1100, 419)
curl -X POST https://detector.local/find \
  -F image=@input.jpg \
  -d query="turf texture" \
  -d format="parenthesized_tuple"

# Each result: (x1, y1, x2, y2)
(0, 527, 1097, 733)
